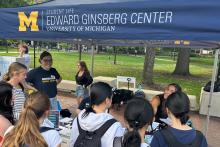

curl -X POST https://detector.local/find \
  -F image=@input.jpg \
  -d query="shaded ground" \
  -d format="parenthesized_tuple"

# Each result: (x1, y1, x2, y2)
(58, 91, 220, 147)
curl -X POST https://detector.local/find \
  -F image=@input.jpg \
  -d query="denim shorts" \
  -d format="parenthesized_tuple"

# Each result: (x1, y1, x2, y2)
(76, 85, 89, 98)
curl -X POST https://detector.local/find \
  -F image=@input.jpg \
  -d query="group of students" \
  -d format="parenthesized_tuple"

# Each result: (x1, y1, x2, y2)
(0, 46, 64, 146)
(70, 82, 208, 147)
(0, 88, 61, 147)
(0, 45, 208, 147)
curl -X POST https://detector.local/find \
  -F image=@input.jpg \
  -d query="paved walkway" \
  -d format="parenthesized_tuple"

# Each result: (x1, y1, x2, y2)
(58, 91, 220, 147)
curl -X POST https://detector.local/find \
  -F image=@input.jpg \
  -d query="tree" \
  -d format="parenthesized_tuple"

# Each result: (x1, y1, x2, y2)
(143, 47, 156, 85)
(0, 0, 29, 8)
(173, 48, 191, 76)
(97, 45, 102, 54)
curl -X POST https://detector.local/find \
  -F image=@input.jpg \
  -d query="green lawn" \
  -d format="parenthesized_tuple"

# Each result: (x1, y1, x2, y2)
(0, 48, 214, 103)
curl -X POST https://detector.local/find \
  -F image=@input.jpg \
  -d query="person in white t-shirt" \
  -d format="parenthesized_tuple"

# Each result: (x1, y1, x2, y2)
(41, 119, 62, 147)
(19, 44, 31, 69)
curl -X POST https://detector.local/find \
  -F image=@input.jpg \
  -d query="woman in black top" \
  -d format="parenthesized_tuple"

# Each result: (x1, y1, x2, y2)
(75, 61, 93, 105)
(151, 83, 182, 123)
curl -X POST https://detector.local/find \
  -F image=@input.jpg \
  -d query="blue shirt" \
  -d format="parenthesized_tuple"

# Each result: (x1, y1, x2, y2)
(26, 66, 60, 98)
(150, 127, 207, 147)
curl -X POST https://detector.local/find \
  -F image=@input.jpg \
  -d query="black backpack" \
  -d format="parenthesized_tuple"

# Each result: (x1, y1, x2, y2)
(203, 80, 220, 92)
(74, 117, 117, 147)
(160, 128, 204, 147)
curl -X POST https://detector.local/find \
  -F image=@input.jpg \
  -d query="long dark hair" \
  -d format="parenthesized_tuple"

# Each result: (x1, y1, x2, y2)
(166, 91, 190, 124)
(20, 44, 29, 54)
(123, 98, 154, 147)
(0, 81, 14, 125)
(82, 82, 112, 118)
(168, 83, 182, 92)
(78, 61, 89, 73)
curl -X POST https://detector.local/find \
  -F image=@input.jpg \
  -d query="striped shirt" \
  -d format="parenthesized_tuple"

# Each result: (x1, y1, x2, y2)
(12, 87, 26, 120)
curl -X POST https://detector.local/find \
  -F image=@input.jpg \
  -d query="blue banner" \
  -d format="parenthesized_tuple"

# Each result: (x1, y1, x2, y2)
(1, 0, 220, 41)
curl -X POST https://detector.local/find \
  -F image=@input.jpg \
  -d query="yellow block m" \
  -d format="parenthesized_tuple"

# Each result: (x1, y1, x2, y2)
(18, 11, 39, 31)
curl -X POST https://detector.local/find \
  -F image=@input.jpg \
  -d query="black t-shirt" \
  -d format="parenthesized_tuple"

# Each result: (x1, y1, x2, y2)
(26, 66, 60, 98)
(78, 97, 91, 110)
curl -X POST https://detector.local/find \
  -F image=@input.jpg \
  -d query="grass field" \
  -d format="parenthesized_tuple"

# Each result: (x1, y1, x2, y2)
(0, 47, 214, 103)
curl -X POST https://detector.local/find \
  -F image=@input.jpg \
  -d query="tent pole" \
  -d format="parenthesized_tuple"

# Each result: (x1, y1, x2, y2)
(79, 43, 82, 61)
(90, 42, 95, 77)
(34, 41, 36, 68)
(205, 49, 220, 137)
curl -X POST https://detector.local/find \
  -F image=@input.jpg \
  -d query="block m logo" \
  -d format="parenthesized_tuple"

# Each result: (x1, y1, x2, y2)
(18, 11, 39, 32)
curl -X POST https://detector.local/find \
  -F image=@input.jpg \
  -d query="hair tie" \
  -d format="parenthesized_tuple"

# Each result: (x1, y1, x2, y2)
(133, 121, 140, 129)
(26, 105, 34, 111)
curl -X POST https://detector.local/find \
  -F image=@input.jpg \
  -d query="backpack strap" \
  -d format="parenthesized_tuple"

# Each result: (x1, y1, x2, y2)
(76, 117, 84, 134)
(39, 127, 54, 133)
(96, 119, 117, 138)
(113, 137, 123, 147)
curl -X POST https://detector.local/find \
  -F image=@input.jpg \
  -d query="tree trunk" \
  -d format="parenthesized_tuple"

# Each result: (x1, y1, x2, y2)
(113, 46, 117, 65)
(143, 47, 156, 85)
(4, 40, 8, 53)
(97, 45, 102, 54)
(173, 48, 190, 76)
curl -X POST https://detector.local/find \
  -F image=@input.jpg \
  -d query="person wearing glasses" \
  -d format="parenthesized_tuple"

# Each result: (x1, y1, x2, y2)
(26, 51, 62, 110)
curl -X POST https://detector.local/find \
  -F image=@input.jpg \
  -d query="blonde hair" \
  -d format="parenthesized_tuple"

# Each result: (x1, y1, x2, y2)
(3, 62, 27, 81)
(2, 92, 50, 147)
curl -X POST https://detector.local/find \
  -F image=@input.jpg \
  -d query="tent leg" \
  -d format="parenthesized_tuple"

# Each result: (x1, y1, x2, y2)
(34, 41, 36, 68)
(79, 44, 82, 61)
(90, 44, 95, 77)
(205, 49, 220, 137)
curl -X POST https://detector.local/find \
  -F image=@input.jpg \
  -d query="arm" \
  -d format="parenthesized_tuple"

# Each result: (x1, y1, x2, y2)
(75, 109, 81, 115)
(56, 77, 62, 85)
(19, 51, 24, 57)
(54, 68, 62, 85)
(21, 81, 37, 92)
(151, 96, 161, 115)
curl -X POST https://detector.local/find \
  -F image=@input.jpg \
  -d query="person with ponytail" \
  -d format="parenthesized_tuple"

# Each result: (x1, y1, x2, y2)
(3, 62, 31, 120)
(151, 91, 207, 147)
(2, 91, 62, 147)
(116, 97, 154, 147)
(70, 82, 124, 147)
(0, 81, 14, 146)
